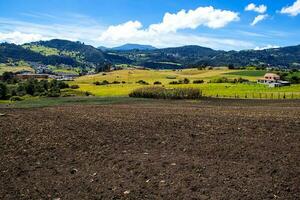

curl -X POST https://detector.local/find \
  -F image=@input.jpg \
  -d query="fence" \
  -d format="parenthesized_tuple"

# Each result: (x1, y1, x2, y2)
(204, 92, 300, 99)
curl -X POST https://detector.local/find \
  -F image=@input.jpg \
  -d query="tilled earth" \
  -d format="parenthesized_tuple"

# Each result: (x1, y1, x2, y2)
(0, 99, 300, 200)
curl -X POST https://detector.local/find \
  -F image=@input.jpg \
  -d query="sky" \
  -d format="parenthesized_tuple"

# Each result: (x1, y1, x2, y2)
(0, 0, 300, 50)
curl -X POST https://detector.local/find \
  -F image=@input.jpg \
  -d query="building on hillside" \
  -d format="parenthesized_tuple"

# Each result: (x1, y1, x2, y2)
(257, 73, 290, 87)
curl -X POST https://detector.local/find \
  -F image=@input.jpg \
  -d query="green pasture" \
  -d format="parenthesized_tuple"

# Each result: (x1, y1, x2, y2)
(72, 69, 300, 99)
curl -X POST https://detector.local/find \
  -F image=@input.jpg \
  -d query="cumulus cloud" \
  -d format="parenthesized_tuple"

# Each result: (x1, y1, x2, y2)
(0, 15, 105, 45)
(251, 14, 268, 26)
(245, 3, 267, 14)
(280, 0, 300, 16)
(0, 31, 45, 44)
(98, 6, 245, 50)
(254, 45, 280, 50)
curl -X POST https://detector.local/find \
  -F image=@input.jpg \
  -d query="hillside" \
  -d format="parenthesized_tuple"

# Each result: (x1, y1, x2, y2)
(110, 45, 300, 69)
(1, 39, 300, 70)
(0, 40, 131, 72)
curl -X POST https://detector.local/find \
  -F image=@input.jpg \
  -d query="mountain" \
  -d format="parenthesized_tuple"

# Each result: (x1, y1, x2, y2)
(111, 43, 157, 51)
(1, 39, 300, 70)
(109, 44, 300, 69)
(0, 39, 132, 72)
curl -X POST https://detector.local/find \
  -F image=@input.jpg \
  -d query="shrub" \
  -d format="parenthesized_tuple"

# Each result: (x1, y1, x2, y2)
(47, 90, 60, 97)
(10, 96, 24, 101)
(153, 81, 162, 85)
(94, 81, 101, 85)
(193, 80, 204, 84)
(102, 80, 109, 85)
(183, 78, 190, 84)
(209, 77, 249, 83)
(85, 91, 93, 96)
(136, 80, 149, 85)
(129, 87, 202, 100)
(0, 82, 8, 99)
(112, 81, 121, 84)
(122, 81, 126, 84)
(70, 85, 80, 89)
(58, 81, 69, 89)
(169, 81, 180, 85)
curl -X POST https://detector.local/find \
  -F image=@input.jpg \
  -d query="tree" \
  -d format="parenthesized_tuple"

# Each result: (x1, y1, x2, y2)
(0, 82, 8, 99)
(2, 72, 14, 82)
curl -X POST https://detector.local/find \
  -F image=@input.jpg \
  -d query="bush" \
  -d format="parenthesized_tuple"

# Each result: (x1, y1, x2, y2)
(169, 81, 180, 85)
(136, 80, 149, 85)
(129, 87, 202, 100)
(47, 91, 60, 97)
(85, 91, 93, 96)
(183, 78, 190, 84)
(153, 81, 162, 85)
(58, 81, 69, 89)
(70, 85, 80, 89)
(209, 77, 249, 83)
(94, 81, 101, 85)
(0, 82, 8, 99)
(102, 80, 109, 85)
(10, 96, 24, 101)
(193, 80, 204, 84)
(112, 81, 121, 84)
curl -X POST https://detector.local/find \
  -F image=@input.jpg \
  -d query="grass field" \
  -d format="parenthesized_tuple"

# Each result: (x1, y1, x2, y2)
(0, 64, 34, 75)
(72, 69, 300, 99)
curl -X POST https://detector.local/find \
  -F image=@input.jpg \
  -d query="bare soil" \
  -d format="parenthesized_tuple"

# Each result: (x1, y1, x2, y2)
(1, 99, 300, 199)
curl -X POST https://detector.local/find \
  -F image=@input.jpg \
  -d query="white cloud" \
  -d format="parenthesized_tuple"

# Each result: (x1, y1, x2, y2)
(148, 6, 239, 32)
(0, 14, 105, 45)
(254, 45, 280, 50)
(98, 6, 246, 50)
(245, 3, 267, 14)
(251, 14, 268, 26)
(0, 31, 45, 44)
(280, 0, 300, 16)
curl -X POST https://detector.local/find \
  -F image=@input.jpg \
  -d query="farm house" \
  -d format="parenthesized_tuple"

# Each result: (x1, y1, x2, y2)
(257, 73, 290, 87)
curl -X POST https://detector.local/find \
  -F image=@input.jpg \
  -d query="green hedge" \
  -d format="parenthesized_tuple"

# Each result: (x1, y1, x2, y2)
(129, 87, 202, 99)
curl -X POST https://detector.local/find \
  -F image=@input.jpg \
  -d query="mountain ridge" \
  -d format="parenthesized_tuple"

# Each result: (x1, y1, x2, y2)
(1, 39, 300, 70)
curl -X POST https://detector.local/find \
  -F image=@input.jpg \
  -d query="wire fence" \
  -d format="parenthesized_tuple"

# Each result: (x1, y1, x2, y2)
(204, 92, 300, 99)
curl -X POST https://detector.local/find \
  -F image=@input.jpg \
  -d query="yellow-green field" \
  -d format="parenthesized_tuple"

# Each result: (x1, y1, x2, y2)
(0, 65, 34, 75)
(72, 69, 300, 99)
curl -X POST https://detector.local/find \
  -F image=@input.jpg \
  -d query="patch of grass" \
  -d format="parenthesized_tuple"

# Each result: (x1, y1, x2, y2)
(2, 96, 142, 108)
(0, 64, 34, 75)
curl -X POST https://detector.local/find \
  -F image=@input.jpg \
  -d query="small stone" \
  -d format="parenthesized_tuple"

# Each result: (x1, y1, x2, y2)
(146, 179, 150, 183)
(124, 190, 130, 195)
(70, 168, 78, 174)
(171, 163, 176, 166)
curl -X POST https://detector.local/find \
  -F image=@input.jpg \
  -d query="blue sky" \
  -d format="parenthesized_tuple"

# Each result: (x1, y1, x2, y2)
(0, 0, 300, 50)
